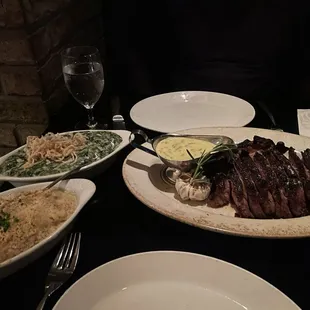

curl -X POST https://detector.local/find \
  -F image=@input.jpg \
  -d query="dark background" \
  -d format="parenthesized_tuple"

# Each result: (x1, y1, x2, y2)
(1, 2, 310, 309)
(100, 1, 310, 126)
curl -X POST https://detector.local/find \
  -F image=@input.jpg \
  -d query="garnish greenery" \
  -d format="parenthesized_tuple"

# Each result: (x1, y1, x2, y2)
(0, 210, 19, 232)
(0, 211, 11, 232)
(187, 143, 236, 180)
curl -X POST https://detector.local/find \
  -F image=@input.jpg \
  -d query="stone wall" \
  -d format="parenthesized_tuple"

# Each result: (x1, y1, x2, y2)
(0, 0, 104, 155)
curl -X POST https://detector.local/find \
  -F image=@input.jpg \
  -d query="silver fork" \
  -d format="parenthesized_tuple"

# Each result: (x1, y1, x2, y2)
(36, 232, 81, 310)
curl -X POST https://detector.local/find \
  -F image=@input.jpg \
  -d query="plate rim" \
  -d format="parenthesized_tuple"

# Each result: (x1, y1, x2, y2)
(52, 251, 300, 310)
(122, 127, 310, 239)
(130, 91, 256, 133)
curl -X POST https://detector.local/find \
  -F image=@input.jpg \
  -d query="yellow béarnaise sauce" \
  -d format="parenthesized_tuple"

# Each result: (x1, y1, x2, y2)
(155, 137, 215, 161)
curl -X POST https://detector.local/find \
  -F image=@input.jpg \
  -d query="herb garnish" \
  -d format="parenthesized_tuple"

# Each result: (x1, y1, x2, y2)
(187, 143, 236, 180)
(0, 210, 19, 232)
(0, 211, 11, 232)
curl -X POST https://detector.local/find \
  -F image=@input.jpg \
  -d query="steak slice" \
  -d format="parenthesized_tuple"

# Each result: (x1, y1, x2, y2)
(237, 139, 258, 155)
(253, 136, 275, 150)
(253, 153, 276, 188)
(304, 181, 310, 205)
(302, 149, 310, 170)
(235, 157, 267, 219)
(288, 148, 309, 180)
(241, 153, 275, 217)
(289, 179, 309, 216)
(208, 173, 231, 208)
(229, 168, 254, 218)
(238, 139, 253, 149)
(260, 150, 292, 218)
(269, 150, 308, 217)
(273, 150, 299, 179)
(288, 148, 310, 203)
(276, 142, 288, 154)
(238, 136, 274, 154)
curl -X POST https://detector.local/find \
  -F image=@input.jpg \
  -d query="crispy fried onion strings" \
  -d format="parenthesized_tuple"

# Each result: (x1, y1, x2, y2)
(23, 132, 86, 168)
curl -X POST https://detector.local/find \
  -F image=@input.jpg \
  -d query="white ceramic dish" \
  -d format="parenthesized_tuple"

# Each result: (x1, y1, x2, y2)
(0, 130, 130, 187)
(130, 91, 255, 133)
(0, 178, 96, 280)
(53, 251, 299, 310)
(123, 127, 310, 238)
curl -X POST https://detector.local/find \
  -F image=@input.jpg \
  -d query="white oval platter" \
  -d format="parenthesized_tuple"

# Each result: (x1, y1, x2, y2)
(130, 91, 255, 133)
(123, 127, 310, 238)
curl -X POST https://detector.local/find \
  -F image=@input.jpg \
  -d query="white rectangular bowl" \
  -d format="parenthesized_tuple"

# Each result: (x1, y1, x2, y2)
(0, 178, 96, 280)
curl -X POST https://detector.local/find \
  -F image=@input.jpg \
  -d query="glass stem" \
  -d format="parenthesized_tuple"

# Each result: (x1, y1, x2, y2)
(86, 107, 97, 128)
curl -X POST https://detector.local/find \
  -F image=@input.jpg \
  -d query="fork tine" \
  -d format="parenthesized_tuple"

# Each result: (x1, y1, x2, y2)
(65, 233, 77, 269)
(68, 233, 81, 271)
(52, 238, 67, 268)
(58, 233, 74, 269)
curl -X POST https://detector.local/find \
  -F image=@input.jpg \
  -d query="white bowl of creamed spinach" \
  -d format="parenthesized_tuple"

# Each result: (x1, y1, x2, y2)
(0, 130, 130, 187)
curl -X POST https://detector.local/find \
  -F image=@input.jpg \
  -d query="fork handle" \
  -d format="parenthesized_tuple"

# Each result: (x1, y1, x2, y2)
(36, 287, 53, 310)
(36, 293, 49, 310)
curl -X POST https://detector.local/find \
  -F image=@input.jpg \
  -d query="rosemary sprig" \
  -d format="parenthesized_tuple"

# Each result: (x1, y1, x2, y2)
(187, 143, 236, 180)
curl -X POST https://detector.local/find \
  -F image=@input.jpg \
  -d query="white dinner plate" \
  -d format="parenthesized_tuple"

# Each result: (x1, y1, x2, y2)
(130, 91, 255, 132)
(123, 127, 310, 238)
(53, 251, 299, 310)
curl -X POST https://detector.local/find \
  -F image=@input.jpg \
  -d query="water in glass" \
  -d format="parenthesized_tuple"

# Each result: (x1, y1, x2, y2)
(61, 46, 105, 129)
(63, 62, 104, 109)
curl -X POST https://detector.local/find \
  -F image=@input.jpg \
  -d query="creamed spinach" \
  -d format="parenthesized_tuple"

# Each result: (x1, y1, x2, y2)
(0, 131, 122, 177)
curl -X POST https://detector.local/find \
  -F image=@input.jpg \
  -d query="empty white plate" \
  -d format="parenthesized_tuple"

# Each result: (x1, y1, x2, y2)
(130, 91, 255, 133)
(53, 251, 299, 310)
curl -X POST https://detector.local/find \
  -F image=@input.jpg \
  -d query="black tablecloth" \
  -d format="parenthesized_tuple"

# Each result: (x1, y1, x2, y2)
(0, 108, 308, 310)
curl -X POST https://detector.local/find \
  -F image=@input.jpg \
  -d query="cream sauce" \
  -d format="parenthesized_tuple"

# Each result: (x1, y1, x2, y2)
(155, 137, 215, 161)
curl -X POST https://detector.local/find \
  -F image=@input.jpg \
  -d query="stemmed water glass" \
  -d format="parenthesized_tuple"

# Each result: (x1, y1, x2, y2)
(61, 46, 105, 129)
